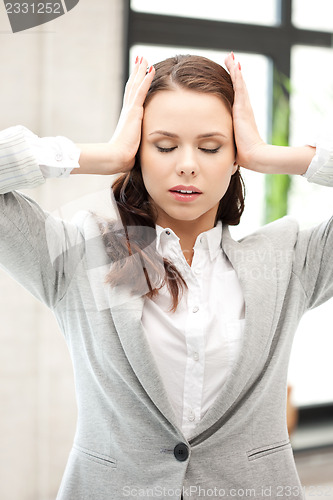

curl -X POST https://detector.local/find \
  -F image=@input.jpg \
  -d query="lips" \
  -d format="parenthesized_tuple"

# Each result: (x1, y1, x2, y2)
(170, 191, 199, 194)
(169, 185, 202, 194)
(169, 191, 202, 202)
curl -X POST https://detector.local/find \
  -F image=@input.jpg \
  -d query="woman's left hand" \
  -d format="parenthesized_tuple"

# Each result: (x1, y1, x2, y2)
(224, 52, 268, 172)
(224, 53, 315, 175)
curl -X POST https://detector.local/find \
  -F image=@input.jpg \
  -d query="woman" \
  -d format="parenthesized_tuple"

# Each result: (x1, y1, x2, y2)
(0, 53, 332, 499)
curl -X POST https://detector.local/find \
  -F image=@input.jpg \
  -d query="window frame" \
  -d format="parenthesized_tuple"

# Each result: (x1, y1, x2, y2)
(124, 0, 331, 82)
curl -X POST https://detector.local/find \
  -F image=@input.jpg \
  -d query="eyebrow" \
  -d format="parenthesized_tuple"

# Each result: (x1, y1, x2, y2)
(148, 130, 228, 139)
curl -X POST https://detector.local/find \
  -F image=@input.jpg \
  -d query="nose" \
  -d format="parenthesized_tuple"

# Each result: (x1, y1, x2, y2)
(176, 146, 198, 176)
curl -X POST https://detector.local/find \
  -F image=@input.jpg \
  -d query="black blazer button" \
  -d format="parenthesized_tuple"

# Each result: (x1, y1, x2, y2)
(174, 443, 189, 461)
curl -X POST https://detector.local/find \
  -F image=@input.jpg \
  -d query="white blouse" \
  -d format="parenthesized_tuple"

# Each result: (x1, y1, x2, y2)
(141, 222, 245, 438)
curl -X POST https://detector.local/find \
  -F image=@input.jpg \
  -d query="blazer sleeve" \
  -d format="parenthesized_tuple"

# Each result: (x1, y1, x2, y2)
(0, 127, 85, 309)
(294, 140, 333, 310)
(293, 216, 333, 310)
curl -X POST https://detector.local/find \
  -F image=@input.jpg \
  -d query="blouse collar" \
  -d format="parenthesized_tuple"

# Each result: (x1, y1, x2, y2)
(155, 221, 223, 262)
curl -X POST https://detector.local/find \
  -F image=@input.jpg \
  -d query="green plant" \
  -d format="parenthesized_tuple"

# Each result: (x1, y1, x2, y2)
(264, 68, 292, 224)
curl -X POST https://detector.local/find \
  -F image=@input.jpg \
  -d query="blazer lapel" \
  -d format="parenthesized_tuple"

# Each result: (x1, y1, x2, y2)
(189, 224, 278, 444)
(107, 283, 181, 432)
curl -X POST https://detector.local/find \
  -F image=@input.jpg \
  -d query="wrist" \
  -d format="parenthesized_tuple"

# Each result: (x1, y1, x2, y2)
(238, 140, 268, 172)
(242, 144, 316, 176)
(107, 141, 135, 175)
(75, 142, 128, 176)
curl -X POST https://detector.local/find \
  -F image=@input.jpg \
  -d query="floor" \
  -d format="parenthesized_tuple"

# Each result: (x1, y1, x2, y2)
(294, 447, 333, 500)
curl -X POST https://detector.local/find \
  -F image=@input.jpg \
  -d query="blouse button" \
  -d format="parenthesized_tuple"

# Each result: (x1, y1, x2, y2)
(193, 352, 199, 361)
(188, 410, 195, 422)
(192, 306, 199, 313)
(194, 268, 201, 275)
(55, 153, 63, 161)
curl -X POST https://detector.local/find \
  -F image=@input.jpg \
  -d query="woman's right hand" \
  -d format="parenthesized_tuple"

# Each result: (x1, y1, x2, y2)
(74, 58, 155, 176)
(109, 56, 155, 174)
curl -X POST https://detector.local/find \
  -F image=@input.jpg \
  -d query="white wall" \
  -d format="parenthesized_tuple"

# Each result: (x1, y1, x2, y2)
(0, 1, 124, 498)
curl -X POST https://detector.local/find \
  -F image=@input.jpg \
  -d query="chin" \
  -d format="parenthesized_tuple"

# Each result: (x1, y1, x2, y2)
(168, 213, 205, 224)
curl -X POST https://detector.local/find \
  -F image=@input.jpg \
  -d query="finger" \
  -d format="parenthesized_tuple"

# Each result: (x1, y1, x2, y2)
(224, 51, 234, 70)
(225, 54, 250, 108)
(132, 57, 149, 90)
(232, 63, 258, 132)
(126, 57, 150, 106)
(135, 57, 148, 88)
(134, 65, 156, 107)
(233, 61, 252, 109)
(224, 52, 237, 85)
(123, 56, 141, 105)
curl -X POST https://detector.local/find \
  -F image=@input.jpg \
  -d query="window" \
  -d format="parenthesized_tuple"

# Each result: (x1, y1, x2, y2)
(292, 0, 333, 32)
(126, 0, 333, 409)
(288, 43, 333, 407)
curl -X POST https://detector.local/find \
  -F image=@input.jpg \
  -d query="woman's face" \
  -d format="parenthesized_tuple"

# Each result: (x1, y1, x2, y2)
(140, 87, 237, 230)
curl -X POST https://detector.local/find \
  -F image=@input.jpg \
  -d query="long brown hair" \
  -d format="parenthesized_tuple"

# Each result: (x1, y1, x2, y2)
(96, 55, 245, 313)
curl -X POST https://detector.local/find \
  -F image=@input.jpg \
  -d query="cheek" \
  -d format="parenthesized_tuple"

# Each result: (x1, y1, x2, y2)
(139, 165, 151, 195)
(140, 149, 169, 186)
(214, 152, 236, 178)
(138, 146, 151, 181)
(139, 143, 157, 171)
(214, 162, 236, 196)
(140, 162, 155, 189)
(139, 154, 158, 197)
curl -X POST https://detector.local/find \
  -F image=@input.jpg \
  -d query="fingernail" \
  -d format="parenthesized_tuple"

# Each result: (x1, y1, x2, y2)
(231, 52, 235, 60)
(140, 57, 143, 64)
(135, 56, 139, 64)
(238, 62, 241, 71)
(148, 65, 154, 73)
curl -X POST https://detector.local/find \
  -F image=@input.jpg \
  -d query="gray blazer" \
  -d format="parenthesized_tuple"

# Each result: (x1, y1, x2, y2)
(0, 186, 332, 499)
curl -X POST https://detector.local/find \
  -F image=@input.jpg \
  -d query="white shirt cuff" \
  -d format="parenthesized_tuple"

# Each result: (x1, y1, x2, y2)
(22, 127, 81, 178)
(302, 135, 333, 187)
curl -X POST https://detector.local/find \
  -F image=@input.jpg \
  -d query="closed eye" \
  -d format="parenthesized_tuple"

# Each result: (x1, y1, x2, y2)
(156, 146, 177, 153)
(199, 147, 221, 154)
(155, 146, 220, 153)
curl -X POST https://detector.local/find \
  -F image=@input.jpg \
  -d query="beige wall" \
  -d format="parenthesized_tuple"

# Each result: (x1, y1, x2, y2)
(0, 1, 124, 498)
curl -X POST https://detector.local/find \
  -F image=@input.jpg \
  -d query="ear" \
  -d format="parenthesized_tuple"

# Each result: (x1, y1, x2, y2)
(231, 161, 238, 175)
